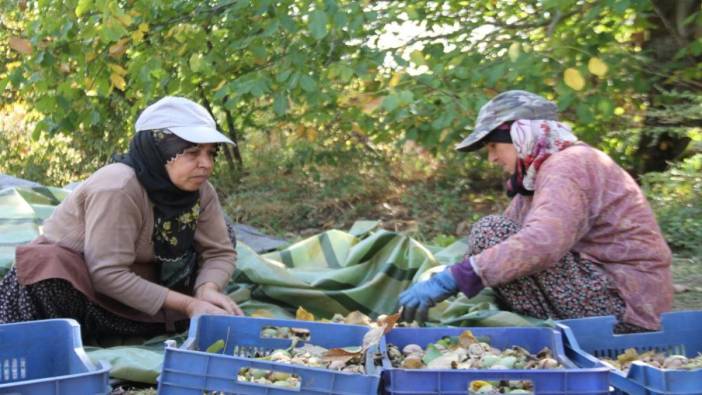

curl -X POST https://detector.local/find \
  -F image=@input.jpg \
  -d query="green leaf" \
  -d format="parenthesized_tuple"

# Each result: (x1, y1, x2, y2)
(339, 66, 353, 82)
(398, 90, 414, 104)
(75, 0, 91, 18)
(409, 50, 426, 66)
(206, 339, 225, 353)
(300, 75, 316, 92)
(276, 69, 292, 83)
(189, 54, 204, 72)
(381, 94, 400, 112)
(273, 92, 288, 116)
(309, 10, 329, 40)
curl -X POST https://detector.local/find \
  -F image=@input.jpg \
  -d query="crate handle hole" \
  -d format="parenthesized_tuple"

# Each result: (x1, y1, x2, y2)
(468, 379, 534, 394)
(260, 326, 311, 341)
(237, 367, 301, 390)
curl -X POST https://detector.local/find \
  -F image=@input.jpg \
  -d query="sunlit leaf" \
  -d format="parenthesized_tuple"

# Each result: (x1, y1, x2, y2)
(108, 63, 127, 76)
(508, 42, 520, 62)
(75, 0, 92, 17)
(564, 68, 585, 90)
(389, 72, 402, 88)
(410, 50, 426, 66)
(131, 30, 144, 42)
(116, 13, 133, 27)
(110, 73, 126, 90)
(588, 57, 608, 77)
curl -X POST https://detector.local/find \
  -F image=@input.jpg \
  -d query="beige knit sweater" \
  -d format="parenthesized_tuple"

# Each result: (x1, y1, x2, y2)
(34, 163, 236, 317)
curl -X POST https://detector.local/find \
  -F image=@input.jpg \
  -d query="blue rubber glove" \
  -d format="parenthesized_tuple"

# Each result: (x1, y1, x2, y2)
(399, 269, 459, 324)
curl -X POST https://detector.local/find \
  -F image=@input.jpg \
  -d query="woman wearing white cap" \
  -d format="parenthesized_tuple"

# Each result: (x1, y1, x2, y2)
(0, 96, 242, 337)
(400, 90, 673, 332)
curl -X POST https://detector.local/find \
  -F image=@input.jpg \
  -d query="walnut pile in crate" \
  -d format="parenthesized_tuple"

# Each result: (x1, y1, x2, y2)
(387, 330, 562, 370)
(469, 379, 534, 394)
(599, 348, 702, 373)
(236, 368, 302, 388)
(235, 342, 367, 387)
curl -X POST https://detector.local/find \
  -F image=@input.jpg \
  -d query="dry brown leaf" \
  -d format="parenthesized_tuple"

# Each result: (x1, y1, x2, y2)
(295, 306, 315, 321)
(9, 37, 32, 55)
(377, 312, 400, 332)
(344, 311, 371, 325)
(109, 38, 128, 58)
(458, 330, 478, 348)
(249, 309, 275, 318)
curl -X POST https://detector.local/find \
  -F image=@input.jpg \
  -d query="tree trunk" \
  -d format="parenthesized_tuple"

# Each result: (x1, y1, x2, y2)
(635, 0, 701, 175)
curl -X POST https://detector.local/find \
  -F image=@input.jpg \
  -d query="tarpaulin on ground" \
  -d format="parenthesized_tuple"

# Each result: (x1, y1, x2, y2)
(0, 186, 71, 274)
(0, 182, 549, 384)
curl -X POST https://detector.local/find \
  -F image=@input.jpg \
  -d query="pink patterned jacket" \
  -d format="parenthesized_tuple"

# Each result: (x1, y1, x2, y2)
(473, 144, 673, 330)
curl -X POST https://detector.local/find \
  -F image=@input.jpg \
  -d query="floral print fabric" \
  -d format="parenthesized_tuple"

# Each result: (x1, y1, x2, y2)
(0, 267, 172, 339)
(467, 215, 646, 333)
(510, 119, 578, 191)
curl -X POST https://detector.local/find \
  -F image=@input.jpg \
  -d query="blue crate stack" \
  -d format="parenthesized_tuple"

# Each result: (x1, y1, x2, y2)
(0, 319, 110, 395)
(558, 310, 702, 395)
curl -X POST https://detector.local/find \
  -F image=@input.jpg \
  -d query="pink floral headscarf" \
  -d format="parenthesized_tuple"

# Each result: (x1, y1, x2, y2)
(508, 119, 578, 194)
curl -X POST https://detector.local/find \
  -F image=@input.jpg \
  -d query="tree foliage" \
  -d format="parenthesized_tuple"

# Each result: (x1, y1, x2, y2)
(1, 0, 700, 176)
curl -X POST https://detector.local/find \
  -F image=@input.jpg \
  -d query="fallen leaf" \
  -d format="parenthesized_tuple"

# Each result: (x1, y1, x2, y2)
(296, 306, 315, 321)
(673, 283, 689, 293)
(344, 311, 371, 325)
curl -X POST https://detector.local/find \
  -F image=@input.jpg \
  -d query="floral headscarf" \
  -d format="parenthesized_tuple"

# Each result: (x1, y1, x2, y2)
(507, 119, 578, 196)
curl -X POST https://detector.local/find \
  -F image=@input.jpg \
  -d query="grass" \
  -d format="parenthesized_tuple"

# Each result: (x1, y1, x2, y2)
(671, 255, 702, 311)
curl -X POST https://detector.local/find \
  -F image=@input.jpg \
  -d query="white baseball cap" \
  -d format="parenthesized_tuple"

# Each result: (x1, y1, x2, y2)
(135, 96, 235, 145)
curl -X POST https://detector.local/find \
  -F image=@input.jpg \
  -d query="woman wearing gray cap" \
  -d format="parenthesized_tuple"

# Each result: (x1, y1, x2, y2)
(0, 96, 242, 338)
(400, 90, 673, 332)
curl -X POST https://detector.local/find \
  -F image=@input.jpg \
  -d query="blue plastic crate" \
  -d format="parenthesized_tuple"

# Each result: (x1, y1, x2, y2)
(0, 319, 111, 395)
(157, 315, 384, 395)
(382, 326, 609, 395)
(558, 311, 702, 395)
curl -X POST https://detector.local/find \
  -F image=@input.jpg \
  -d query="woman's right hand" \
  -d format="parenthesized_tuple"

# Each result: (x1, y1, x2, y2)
(185, 299, 231, 317)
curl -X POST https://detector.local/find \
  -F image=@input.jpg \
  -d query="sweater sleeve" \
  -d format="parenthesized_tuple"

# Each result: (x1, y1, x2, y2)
(193, 183, 236, 291)
(83, 187, 169, 316)
(473, 169, 591, 286)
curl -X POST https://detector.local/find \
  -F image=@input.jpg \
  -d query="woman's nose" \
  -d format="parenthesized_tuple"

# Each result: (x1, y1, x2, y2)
(198, 152, 213, 169)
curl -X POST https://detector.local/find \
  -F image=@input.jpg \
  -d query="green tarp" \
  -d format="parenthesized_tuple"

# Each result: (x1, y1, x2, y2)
(0, 185, 548, 384)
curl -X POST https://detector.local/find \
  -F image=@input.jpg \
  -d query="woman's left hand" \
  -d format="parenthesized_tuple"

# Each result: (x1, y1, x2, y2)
(195, 282, 244, 316)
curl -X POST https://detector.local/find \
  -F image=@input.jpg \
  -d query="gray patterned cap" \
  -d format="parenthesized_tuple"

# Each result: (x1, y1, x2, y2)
(456, 90, 559, 152)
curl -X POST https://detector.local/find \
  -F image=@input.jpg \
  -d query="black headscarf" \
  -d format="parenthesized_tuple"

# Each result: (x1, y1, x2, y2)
(115, 129, 201, 293)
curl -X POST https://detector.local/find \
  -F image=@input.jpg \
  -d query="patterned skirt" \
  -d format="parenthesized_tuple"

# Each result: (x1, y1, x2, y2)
(467, 215, 646, 333)
(0, 267, 169, 340)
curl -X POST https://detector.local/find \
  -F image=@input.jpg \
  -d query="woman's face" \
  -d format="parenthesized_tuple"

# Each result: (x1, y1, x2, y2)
(165, 143, 217, 191)
(486, 142, 518, 174)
